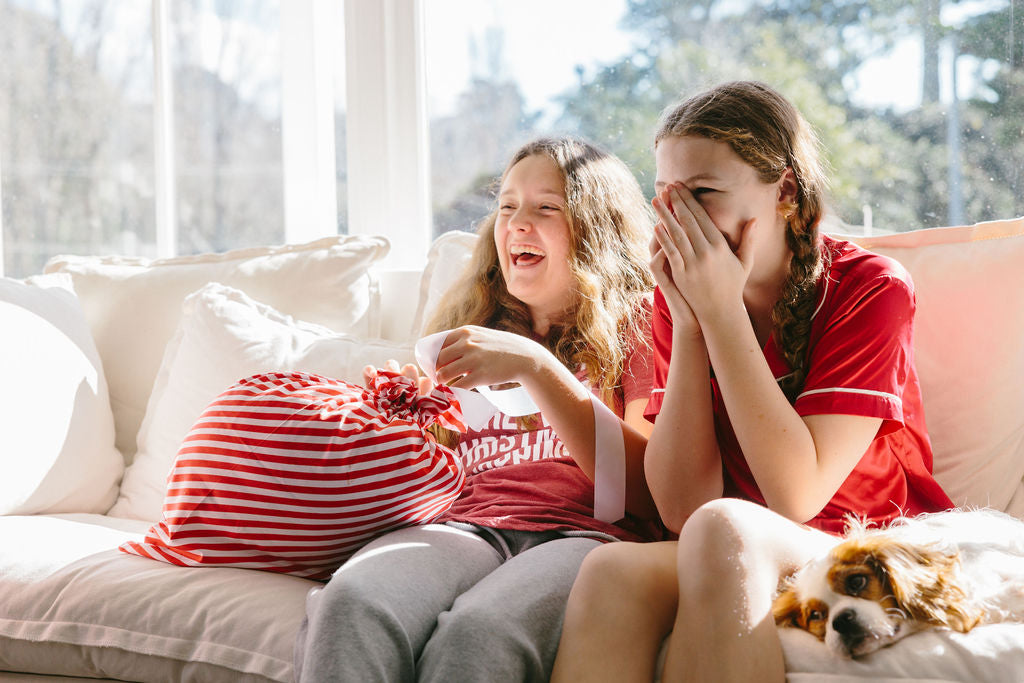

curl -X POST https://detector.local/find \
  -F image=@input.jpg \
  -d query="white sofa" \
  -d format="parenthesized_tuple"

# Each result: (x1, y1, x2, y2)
(1, 218, 1023, 683)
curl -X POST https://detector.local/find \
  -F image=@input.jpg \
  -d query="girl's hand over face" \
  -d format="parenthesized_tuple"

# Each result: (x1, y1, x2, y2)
(652, 183, 758, 327)
(434, 325, 546, 390)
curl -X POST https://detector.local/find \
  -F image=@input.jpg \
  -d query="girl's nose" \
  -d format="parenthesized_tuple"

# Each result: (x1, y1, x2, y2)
(509, 208, 532, 231)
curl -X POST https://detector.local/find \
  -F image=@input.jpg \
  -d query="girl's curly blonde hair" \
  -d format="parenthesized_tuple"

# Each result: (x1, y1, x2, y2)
(654, 81, 830, 401)
(427, 136, 655, 408)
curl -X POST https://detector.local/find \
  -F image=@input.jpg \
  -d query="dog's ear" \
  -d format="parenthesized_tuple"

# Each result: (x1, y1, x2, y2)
(772, 582, 802, 627)
(871, 538, 982, 632)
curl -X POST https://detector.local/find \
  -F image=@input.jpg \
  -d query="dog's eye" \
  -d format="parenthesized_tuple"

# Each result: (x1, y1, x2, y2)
(807, 609, 825, 622)
(846, 574, 868, 594)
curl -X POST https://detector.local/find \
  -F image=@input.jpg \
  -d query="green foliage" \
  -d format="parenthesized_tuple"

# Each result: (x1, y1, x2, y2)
(556, 0, 1024, 231)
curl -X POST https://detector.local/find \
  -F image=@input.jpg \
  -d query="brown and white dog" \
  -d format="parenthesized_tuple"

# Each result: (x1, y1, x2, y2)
(773, 508, 1024, 658)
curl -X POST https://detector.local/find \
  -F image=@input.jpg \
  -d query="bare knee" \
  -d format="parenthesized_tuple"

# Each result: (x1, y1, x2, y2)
(574, 542, 664, 604)
(676, 498, 826, 603)
(568, 541, 679, 631)
(571, 542, 638, 605)
(677, 500, 776, 590)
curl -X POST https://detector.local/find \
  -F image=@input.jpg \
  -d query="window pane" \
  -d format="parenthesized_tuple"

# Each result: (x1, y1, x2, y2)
(426, 0, 1024, 236)
(424, 0, 635, 237)
(0, 0, 155, 278)
(170, 0, 284, 253)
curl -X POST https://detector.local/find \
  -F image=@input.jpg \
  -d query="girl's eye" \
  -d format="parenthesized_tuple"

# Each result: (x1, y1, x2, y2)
(692, 187, 713, 197)
(846, 574, 868, 594)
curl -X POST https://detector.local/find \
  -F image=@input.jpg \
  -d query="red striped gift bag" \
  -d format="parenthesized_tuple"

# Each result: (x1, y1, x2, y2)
(120, 370, 467, 579)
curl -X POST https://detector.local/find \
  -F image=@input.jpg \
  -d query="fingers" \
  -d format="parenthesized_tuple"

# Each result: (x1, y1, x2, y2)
(652, 223, 684, 276)
(365, 360, 425, 388)
(435, 356, 470, 388)
(648, 230, 662, 258)
(652, 194, 695, 261)
(665, 184, 727, 249)
(649, 247, 673, 291)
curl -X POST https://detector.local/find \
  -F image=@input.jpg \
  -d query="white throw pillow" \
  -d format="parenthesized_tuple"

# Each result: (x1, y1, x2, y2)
(45, 235, 390, 462)
(848, 217, 1024, 514)
(109, 282, 415, 522)
(410, 230, 478, 336)
(0, 274, 123, 515)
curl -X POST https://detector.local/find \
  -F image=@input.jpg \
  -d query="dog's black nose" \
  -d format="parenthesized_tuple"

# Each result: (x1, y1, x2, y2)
(832, 609, 860, 636)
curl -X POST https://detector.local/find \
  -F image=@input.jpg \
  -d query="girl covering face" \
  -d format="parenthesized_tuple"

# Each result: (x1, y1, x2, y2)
(294, 137, 666, 682)
(552, 81, 953, 683)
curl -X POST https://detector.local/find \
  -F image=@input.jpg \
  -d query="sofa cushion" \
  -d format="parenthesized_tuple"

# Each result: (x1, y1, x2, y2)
(0, 513, 308, 682)
(0, 274, 122, 515)
(109, 283, 415, 522)
(847, 217, 1024, 515)
(410, 229, 478, 337)
(44, 235, 390, 462)
(2, 514, 1021, 683)
(780, 619, 1024, 682)
(121, 370, 466, 579)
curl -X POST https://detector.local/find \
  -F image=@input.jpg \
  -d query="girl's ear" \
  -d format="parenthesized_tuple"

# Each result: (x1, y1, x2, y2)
(777, 167, 799, 206)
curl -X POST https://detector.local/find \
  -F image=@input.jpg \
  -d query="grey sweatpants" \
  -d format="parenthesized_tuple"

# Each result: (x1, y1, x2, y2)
(293, 523, 605, 683)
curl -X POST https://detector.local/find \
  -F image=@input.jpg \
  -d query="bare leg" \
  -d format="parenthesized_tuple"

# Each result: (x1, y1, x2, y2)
(551, 541, 678, 683)
(661, 499, 835, 683)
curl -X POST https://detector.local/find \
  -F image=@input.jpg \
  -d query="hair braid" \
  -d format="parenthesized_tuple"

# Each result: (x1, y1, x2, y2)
(773, 225, 827, 401)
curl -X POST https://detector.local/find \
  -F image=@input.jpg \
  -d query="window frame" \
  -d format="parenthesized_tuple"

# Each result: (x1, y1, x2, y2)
(0, 0, 431, 277)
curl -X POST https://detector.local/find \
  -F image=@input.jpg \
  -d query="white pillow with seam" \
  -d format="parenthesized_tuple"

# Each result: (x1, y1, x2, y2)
(45, 235, 389, 462)
(109, 282, 415, 522)
(0, 274, 123, 515)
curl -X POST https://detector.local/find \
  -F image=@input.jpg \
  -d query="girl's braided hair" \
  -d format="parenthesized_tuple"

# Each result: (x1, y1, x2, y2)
(654, 81, 830, 400)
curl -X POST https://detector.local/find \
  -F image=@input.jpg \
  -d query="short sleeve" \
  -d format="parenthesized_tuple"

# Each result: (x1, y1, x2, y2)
(795, 273, 915, 434)
(644, 287, 673, 422)
(621, 296, 655, 407)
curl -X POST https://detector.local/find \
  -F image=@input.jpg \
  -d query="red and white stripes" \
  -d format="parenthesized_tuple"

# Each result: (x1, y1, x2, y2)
(121, 371, 466, 579)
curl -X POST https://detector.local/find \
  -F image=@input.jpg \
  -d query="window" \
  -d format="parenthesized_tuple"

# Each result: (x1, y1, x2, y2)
(424, 0, 637, 237)
(169, 0, 285, 255)
(424, 0, 1024, 237)
(2, 0, 1022, 278)
(0, 0, 156, 277)
(0, 0, 346, 278)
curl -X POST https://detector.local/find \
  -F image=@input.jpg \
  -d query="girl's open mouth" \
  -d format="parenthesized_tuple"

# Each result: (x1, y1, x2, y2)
(510, 244, 546, 266)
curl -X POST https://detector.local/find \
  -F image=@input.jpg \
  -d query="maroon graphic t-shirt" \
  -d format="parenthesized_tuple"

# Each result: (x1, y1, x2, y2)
(437, 330, 664, 543)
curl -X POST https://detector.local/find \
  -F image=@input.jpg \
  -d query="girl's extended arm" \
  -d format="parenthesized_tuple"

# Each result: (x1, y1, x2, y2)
(436, 325, 659, 520)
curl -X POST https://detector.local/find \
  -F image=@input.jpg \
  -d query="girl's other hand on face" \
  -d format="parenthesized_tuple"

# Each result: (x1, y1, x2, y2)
(655, 183, 756, 324)
(362, 360, 434, 395)
(434, 325, 545, 390)
(650, 229, 702, 338)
